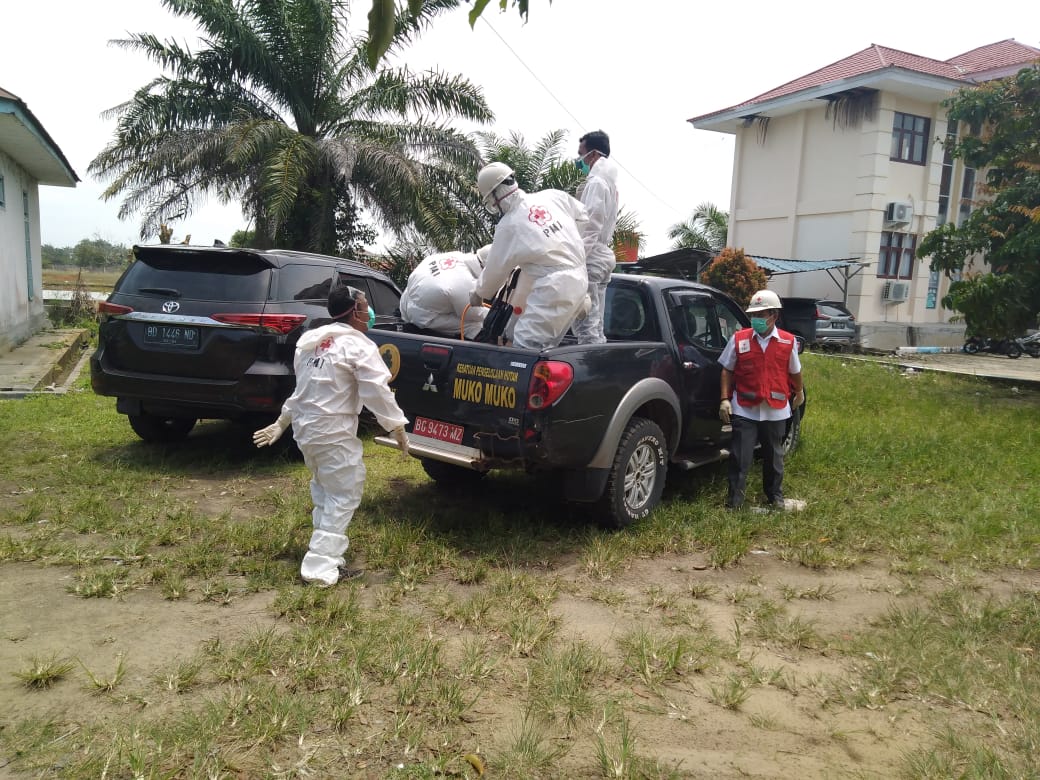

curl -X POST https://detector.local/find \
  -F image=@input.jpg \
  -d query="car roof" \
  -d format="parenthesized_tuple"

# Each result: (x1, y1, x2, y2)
(132, 244, 387, 278)
(613, 272, 725, 296)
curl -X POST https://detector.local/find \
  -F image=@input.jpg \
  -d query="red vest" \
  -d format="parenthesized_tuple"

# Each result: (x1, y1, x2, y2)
(732, 327, 795, 409)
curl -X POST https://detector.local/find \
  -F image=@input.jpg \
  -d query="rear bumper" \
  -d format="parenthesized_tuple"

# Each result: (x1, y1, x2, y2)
(90, 350, 294, 419)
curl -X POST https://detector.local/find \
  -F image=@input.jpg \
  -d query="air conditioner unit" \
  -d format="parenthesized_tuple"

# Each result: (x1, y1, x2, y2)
(885, 201, 913, 225)
(882, 280, 910, 303)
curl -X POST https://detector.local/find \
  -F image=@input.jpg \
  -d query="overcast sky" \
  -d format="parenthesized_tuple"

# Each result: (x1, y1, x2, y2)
(3, 1, 1038, 256)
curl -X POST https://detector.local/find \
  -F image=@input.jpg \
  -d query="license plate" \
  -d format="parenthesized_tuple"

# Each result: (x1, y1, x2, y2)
(143, 324, 200, 349)
(413, 417, 464, 445)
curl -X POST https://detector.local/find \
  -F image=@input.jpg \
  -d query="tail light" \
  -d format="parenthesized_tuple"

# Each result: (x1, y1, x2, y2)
(814, 307, 829, 320)
(98, 301, 133, 316)
(211, 313, 307, 334)
(527, 360, 573, 410)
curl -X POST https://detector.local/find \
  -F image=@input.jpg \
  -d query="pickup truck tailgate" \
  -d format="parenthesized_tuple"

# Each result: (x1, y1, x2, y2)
(369, 332, 535, 464)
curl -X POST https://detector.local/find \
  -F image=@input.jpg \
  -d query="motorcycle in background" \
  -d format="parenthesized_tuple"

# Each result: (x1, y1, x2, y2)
(963, 335, 1022, 358)
(1015, 331, 1040, 358)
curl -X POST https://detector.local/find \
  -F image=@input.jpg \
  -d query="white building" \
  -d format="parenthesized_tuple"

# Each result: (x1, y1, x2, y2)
(0, 86, 78, 352)
(690, 40, 1040, 349)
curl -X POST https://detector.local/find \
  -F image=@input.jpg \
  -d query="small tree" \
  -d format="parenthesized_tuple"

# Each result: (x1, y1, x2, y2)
(699, 248, 768, 309)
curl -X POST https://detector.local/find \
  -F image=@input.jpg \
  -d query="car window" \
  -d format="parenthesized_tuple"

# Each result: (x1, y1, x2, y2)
(714, 297, 745, 346)
(367, 279, 401, 315)
(604, 285, 659, 341)
(277, 264, 334, 301)
(119, 254, 271, 302)
(818, 303, 850, 318)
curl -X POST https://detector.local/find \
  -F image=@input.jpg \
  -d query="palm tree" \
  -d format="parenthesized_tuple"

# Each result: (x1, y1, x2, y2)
(475, 129, 584, 194)
(668, 202, 729, 253)
(89, 0, 492, 255)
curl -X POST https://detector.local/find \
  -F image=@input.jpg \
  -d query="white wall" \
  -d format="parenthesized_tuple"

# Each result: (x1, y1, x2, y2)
(727, 91, 967, 341)
(0, 150, 46, 351)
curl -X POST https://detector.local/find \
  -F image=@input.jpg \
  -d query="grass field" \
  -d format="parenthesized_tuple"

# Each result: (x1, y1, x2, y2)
(42, 267, 122, 293)
(0, 355, 1038, 778)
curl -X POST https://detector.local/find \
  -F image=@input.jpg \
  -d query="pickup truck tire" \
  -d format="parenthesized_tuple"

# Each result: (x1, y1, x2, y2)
(128, 413, 197, 443)
(600, 417, 667, 528)
(421, 458, 487, 490)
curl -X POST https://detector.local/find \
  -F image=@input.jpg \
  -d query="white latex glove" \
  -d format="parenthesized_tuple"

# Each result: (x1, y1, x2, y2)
(792, 389, 805, 409)
(253, 413, 290, 448)
(719, 399, 732, 424)
(469, 289, 484, 308)
(391, 426, 410, 459)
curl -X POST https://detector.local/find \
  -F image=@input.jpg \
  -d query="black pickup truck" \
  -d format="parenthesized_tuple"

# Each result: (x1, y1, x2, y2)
(370, 274, 804, 526)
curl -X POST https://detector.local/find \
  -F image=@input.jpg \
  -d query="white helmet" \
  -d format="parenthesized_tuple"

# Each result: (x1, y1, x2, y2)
(746, 289, 782, 313)
(477, 162, 518, 215)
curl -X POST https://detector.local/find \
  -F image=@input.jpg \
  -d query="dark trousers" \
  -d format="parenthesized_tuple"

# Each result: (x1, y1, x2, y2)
(727, 415, 787, 508)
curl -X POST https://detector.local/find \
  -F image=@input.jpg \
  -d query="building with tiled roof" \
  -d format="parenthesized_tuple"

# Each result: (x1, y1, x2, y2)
(689, 40, 1039, 349)
(0, 86, 79, 350)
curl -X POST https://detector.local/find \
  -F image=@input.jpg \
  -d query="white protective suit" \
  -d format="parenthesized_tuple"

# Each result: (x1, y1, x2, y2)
(399, 251, 487, 339)
(573, 155, 620, 344)
(281, 323, 408, 586)
(475, 188, 589, 350)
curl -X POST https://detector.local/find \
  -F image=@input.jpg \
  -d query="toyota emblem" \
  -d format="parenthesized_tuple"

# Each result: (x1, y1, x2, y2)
(162, 301, 180, 313)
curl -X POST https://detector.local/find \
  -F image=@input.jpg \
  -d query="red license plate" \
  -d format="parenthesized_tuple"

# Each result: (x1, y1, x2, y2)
(413, 417, 464, 445)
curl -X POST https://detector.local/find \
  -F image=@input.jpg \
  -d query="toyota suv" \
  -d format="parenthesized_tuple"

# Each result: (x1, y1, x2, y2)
(90, 244, 402, 443)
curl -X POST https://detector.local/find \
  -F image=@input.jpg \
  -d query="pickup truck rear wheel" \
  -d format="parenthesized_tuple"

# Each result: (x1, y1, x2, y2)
(600, 417, 667, 529)
(421, 458, 487, 490)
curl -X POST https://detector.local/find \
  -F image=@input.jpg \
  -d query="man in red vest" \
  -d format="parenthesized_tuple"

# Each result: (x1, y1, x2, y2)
(718, 290, 804, 510)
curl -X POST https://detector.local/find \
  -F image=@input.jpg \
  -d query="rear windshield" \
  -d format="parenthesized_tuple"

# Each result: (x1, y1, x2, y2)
(118, 254, 272, 302)
(818, 304, 850, 318)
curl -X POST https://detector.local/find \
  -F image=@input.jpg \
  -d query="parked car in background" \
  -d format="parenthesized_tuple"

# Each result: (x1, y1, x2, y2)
(778, 297, 857, 350)
(813, 300, 858, 349)
(777, 297, 819, 345)
(90, 245, 402, 442)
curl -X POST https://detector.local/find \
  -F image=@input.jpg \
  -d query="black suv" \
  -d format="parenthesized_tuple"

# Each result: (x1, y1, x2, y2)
(90, 245, 402, 443)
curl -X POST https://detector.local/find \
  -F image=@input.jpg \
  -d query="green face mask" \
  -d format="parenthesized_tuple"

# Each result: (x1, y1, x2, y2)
(367, 306, 376, 328)
(750, 317, 770, 335)
(575, 157, 590, 175)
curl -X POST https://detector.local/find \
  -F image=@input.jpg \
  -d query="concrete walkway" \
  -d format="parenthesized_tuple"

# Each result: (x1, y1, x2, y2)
(817, 349, 1040, 386)
(0, 328, 92, 398)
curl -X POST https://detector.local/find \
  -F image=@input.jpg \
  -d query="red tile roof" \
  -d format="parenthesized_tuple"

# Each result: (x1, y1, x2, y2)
(692, 39, 1040, 122)
(947, 39, 1040, 74)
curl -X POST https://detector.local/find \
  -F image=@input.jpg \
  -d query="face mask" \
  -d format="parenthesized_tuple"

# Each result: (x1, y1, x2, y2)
(750, 317, 770, 335)
(354, 306, 375, 328)
(574, 157, 590, 175)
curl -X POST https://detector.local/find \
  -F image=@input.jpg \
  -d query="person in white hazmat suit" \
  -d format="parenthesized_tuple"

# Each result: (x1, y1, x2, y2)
(572, 130, 619, 344)
(253, 285, 409, 587)
(399, 247, 490, 339)
(471, 162, 589, 350)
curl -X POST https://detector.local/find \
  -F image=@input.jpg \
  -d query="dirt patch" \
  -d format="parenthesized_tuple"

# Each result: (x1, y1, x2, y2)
(2, 468, 1031, 777)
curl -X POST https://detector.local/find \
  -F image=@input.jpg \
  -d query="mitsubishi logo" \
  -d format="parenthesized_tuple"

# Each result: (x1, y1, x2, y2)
(162, 301, 180, 313)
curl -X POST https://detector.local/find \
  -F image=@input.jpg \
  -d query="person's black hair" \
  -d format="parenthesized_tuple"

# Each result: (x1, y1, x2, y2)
(328, 285, 362, 319)
(579, 130, 610, 157)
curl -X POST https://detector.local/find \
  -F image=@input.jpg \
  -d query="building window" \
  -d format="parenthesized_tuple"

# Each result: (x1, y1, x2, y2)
(890, 112, 930, 165)
(937, 123, 957, 226)
(958, 166, 976, 226)
(878, 232, 917, 279)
